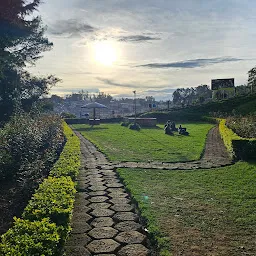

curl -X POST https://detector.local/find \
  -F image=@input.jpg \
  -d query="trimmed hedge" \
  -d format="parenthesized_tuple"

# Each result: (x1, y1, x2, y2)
(219, 119, 241, 158)
(0, 122, 81, 256)
(0, 218, 60, 256)
(218, 119, 256, 160)
(50, 123, 80, 180)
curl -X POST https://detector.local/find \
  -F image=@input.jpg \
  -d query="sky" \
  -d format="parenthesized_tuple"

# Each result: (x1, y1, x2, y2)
(29, 0, 256, 100)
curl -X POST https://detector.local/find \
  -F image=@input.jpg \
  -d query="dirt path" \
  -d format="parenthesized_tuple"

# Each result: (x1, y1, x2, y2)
(65, 125, 232, 255)
(113, 125, 232, 170)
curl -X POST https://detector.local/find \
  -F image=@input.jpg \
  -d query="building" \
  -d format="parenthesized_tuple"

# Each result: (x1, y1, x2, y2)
(211, 78, 235, 100)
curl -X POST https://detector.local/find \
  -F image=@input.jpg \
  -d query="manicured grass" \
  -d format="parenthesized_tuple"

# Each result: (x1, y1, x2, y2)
(73, 123, 213, 162)
(117, 162, 256, 256)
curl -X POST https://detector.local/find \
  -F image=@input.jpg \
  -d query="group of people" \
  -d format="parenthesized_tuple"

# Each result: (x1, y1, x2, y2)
(164, 120, 189, 136)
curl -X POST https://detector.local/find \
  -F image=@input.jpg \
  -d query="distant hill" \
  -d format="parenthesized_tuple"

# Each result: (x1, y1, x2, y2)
(140, 93, 256, 122)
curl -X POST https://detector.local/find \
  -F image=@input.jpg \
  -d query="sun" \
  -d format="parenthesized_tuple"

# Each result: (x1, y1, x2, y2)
(94, 41, 117, 66)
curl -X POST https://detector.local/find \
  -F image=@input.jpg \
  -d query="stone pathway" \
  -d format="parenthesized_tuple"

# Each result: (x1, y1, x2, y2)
(65, 132, 150, 256)
(65, 125, 232, 256)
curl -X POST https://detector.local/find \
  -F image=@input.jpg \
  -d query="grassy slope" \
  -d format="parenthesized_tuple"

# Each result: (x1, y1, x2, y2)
(117, 162, 256, 256)
(141, 93, 256, 122)
(73, 123, 213, 162)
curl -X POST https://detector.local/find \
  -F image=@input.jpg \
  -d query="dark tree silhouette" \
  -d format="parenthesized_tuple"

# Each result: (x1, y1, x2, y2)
(0, 0, 59, 122)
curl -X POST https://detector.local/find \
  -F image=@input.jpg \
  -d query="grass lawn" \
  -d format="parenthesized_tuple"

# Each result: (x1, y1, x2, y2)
(73, 122, 213, 162)
(117, 161, 256, 256)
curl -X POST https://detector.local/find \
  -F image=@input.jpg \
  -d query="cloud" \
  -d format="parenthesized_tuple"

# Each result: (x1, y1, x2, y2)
(137, 57, 244, 69)
(118, 35, 161, 42)
(97, 77, 135, 88)
(48, 19, 97, 37)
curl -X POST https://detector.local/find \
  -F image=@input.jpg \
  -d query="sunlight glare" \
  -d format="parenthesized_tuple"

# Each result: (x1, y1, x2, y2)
(94, 41, 117, 66)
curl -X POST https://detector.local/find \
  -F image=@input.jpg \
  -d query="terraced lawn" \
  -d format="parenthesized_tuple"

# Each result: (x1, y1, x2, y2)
(73, 123, 213, 162)
(117, 162, 256, 256)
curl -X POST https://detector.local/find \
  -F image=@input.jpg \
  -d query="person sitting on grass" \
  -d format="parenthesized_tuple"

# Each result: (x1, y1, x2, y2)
(178, 124, 189, 136)
(164, 120, 174, 135)
(171, 121, 178, 131)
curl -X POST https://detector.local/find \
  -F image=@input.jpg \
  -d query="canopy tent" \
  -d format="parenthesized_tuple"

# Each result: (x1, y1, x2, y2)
(81, 102, 107, 120)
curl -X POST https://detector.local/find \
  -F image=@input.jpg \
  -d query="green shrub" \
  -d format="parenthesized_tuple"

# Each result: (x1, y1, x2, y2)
(0, 122, 80, 255)
(0, 218, 60, 256)
(0, 113, 64, 190)
(219, 119, 240, 158)
(129, 122, 141, 131)
(23, 176, 75, 228)
(50, 122, 80, 180)
(232, 139, 256, 160)
(121, 121, 130, 127)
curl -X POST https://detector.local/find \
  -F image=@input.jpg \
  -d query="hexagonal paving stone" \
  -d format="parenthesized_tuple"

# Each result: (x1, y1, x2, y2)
(89, 181, 105, 187)
(89, 191, 107, 197)
(109, 198, 131, 204)
(89, 196, 109, 203)
(117, 244, 149, 256)
(65, 246, 91, 256)
(88, 227, 118, 239)
(72, 212, 92, 222)
(107, 188, 126, 193)
(91, 208, 115, 217)
(76, 182, 90, 192)
(114, 221, 142, 232)
(94, 255, 115, 256)
(75, 192, 90, 200)
(105, 183, 124, 188)
(71, 222, 92, 234)
(113, 212, 139, 222)
(87, 239, 120, 254)
(110, 204, 134, 212)
(73, 205, 91, 213)
(109, 192, 129, 199)
(91, 217, 114, 227)
(65, 233, 91, 247)
(88, 202, 111, 209)
(89, 185, 107, 191)
(115, 231, 146, 244)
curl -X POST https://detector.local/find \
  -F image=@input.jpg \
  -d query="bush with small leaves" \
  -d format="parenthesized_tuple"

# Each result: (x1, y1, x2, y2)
(129, 122, 141, 131)
(0, 218, 60, 256)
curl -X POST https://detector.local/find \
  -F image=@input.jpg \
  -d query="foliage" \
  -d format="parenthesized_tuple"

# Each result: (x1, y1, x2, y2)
(129, 122, 141, 131)
(141, 93, 256, 121)
(61, 112, 76, 119)
(226, 115, 256, 138)
(0, 113, 64, 193)
(232, 139, 256, 160)
(73, 123, 213, 162)
(172, 85, 212, 106)
(50, 122, 80, 180)
(0, 0, 59, 122)
(218, 119, 240, 158)
(117, 161, 256, 255)
(0, 122, 80, 255)
(22, 177, 75, 241)
(121, 121, 130, 127)
(0, 218, 60, 256)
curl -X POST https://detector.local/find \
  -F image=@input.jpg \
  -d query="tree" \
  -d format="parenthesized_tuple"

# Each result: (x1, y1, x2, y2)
(248, 67, 256, 94)
(0, 0, 59, 122)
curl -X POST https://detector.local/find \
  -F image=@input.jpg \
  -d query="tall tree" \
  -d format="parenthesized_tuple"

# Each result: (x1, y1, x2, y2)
(0, 0, 58, 122)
